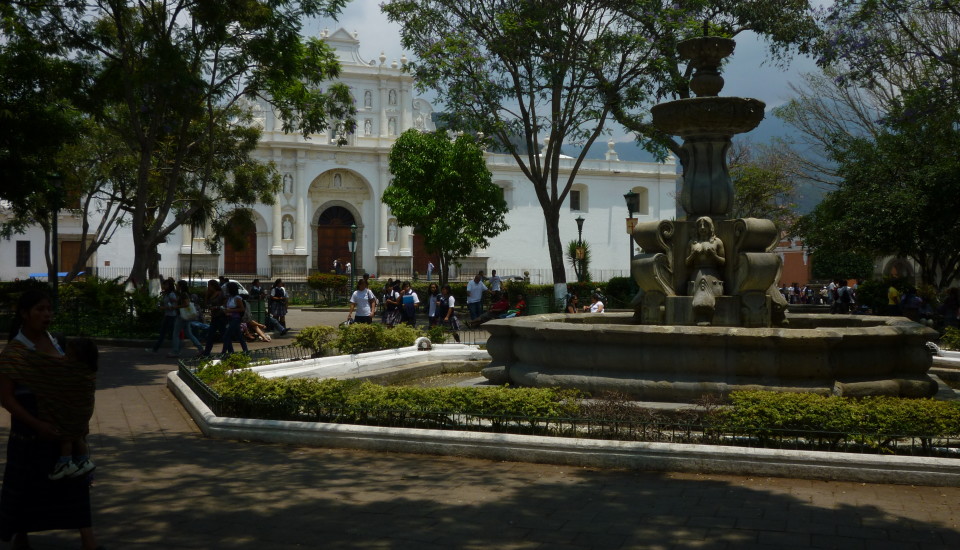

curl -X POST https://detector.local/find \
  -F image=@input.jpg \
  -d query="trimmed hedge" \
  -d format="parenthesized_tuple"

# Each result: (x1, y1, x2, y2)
(191, 352, 960, 454)
(719, 391, 960, 451)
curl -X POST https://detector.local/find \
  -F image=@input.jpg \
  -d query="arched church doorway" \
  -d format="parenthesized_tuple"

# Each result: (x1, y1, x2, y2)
(317, 206, 356, 273)
(223, 217, 257, 275)
(412, 234, 441, 280)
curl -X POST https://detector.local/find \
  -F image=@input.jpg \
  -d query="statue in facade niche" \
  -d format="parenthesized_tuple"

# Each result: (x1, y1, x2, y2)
(685, 216, 725, 326)
(387, 219, 398, 242)
(364, 90, 372, 109)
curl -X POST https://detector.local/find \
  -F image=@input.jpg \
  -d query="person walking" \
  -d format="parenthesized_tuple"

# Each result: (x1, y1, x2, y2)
(199, 280, 227, 357)
(347, 279, 377, 324)
(170, 280, 202, 357)
(437, 284, 461, 343)
(425, 283, 441, 326)
(399, 281, 420, 326)
(0, 290, 103, 550)
(148, 278, 179, 356)
(221, 282, 249, 355)
(269, 279, 288, 328)
(466, 271, 488, 320)
(489, 270, 502, 293)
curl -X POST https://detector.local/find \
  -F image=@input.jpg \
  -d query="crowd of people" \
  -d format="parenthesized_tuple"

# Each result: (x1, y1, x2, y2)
(139, 269, 619, 356)
(143, 276, 290, 359)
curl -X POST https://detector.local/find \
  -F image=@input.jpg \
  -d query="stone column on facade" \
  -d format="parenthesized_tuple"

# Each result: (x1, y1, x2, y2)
(180, 224, 192, 253)
(379, 79, 389, 138)
(399, 226, 412, 256)
(294, 196, 307, 255)
(377, 202, 390, 256)
(294, 155, 308, 255)
(400, 81, 411, 132)
(270, 201, 283, 255)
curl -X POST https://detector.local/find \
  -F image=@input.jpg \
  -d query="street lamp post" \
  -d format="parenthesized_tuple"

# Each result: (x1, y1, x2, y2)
(623, 190, 640, 264)
(348, 224, 357, 290)
(575, 215, 585, 282)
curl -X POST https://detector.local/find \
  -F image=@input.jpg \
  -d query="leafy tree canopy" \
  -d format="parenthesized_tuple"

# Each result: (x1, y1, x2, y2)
(798, 89, 960, 289)
(383, 129, 508, 286)
(4, 0, 355, 284)
(382, 0, 819, 284)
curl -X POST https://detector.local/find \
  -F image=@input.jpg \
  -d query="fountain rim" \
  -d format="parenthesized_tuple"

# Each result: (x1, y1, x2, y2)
(485, 312, 936, 338)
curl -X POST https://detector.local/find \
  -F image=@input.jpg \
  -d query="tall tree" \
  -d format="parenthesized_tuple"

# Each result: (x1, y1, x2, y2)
(383, 1, 819, 286)
(383, 129, 508, 287)
(8, 1, 355, 285)
(792, 0, 960, 288)
(382, 0, 675, 287)
(798, 91, 960, 289)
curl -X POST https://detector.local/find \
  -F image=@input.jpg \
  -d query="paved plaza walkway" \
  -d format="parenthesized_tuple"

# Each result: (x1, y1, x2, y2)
(1, 309, 959, 549)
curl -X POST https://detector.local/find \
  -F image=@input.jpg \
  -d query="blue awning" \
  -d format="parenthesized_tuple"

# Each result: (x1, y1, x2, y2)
(28, 271, 85, 278)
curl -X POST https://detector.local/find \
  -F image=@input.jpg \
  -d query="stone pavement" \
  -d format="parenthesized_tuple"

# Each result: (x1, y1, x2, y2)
(1, 310, 959, 549)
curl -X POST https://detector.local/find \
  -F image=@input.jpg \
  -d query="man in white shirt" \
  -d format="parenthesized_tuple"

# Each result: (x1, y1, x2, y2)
(426, 261, 435, 281)
(466, 271, 488, 320)
(489, 270, 502, 292)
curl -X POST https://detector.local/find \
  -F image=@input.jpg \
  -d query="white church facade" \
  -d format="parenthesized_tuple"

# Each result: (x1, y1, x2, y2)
(1, 28, 678, 285)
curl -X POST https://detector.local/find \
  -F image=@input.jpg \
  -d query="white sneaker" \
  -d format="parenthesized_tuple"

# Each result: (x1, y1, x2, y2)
(70, 458, 97, 477)
(49, 460, 79, 480)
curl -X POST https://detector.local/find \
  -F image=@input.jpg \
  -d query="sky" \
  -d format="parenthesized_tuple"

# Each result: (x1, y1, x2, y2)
(306, 3, 824, 148)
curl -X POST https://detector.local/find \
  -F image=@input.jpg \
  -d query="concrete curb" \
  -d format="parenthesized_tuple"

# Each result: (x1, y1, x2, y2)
(167, 371, 960, 487)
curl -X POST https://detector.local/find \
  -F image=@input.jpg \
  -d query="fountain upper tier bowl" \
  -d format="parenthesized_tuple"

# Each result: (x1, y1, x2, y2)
(650, 97, 765, 138)
(482, 313, 938, 403)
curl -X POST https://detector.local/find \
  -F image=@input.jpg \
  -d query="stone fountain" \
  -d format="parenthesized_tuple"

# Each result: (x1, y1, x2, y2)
(482, 37, 938, 402)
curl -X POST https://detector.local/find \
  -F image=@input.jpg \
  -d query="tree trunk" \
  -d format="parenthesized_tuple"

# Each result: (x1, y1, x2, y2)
(544, 207, 566, 284)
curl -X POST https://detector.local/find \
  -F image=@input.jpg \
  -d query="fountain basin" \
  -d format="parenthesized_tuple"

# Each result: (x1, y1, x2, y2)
(483, 313, 938, 402)
(651, 97, 765, 137)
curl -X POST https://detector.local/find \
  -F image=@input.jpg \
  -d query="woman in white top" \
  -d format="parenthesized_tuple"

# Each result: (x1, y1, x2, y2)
(584, 293, 605, 314)
(347, 279, 377, 324)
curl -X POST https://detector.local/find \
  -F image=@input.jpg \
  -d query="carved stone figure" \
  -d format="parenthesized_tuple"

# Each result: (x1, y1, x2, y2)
(333, 173, 342, 188)
(685, 216, 725, 326)
(388, 118, 397, 136)
(388, 89, 397, 105)
(387, 219, 398, 242)
(364, 119, 372, 136)
(282, 217, 293, 240)
(282, 173, 293, 194)
(364, 90, 372, 109)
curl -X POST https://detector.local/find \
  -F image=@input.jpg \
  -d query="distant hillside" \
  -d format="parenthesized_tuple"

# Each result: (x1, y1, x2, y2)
(561, 115, 828, 214)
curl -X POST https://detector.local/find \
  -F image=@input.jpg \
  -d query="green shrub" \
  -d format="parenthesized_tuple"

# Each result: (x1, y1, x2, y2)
(294, 325, 339, 356)
(307, 272, 349, 291)
(719, 390, 960, 450)
(307, 273, 349, 304)
(604, 277, 635, 307)
(334, 323, 422, 355)
(941, 327, 960, 350)
(427, 325, 446, 344)
(196, 359, 583, 423)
